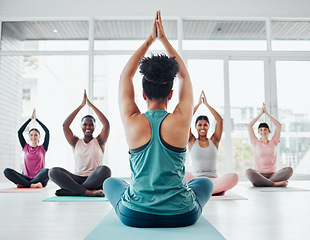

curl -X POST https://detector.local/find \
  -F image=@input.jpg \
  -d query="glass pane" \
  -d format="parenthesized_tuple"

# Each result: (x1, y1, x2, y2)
(183, 40, 267, 51)
(94, 55, 131, 177)
(272, 21, 310, 51)
(1, 21, 89, 51)
(183, 20, 267, 50)
(187, 59, 225, 174)
(276, 61, 310, 177)
(229, 61, 265, 176)
(22, 55, 89, 172)
(94, 20, 177, 50)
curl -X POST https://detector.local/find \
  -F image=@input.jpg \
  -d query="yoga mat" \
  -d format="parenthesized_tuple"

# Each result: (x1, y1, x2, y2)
(260, 187, 310, 192)
(85, 210, 226, 240)
(0, 188, 43, 193)
(42, 196, 108, 202)
(210, 191, 247, 201)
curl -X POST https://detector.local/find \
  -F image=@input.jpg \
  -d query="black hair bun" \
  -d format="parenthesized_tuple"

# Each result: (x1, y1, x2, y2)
(139, 54, 179, 84)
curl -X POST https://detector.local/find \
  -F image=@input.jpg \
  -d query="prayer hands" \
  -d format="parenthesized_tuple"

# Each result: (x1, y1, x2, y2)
(31, 108, 36, 120)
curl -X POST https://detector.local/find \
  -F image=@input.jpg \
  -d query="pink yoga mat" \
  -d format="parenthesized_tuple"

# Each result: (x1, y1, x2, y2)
(0, 188, 44, 193)
(210, 191, 247, 201)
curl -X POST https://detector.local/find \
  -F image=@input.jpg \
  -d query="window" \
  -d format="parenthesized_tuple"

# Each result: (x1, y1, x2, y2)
(187, 59, 225, 174)
(276, 61, 310, 176)
(183, 20, 267, 50)
(229, 60, 265, 176)
(94, 20, 178, 50)
(271, 21, 310, 51)
(1, 21, 89, 51)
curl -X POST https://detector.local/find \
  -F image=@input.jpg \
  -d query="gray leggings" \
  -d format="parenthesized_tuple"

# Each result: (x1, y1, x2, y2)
(49, 165, 111, 196)
(246, 167, 293, 187)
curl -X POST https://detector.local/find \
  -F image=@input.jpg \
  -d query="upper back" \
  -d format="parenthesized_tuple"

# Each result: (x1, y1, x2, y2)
(124, 110, 191, 150)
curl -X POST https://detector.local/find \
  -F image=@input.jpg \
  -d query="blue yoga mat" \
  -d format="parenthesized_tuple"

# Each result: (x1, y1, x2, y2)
(42, 196, 108, 202)
(85, 210, 226, 240)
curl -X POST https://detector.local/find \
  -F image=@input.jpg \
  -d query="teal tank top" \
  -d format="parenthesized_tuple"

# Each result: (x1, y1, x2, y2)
(122, 110, 196, 215)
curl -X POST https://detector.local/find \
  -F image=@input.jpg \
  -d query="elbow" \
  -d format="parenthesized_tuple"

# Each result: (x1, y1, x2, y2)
(219, 117, 223, 126)
(105, 121, 110, 132)
(62, 122, 68, 131)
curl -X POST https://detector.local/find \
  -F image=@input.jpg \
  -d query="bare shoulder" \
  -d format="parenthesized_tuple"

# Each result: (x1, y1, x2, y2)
(161, 113, 191, 148)
(123, 113, 151, 149)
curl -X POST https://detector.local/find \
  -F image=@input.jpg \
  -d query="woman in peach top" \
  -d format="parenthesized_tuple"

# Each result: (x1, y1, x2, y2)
(246, 103, 293, 187)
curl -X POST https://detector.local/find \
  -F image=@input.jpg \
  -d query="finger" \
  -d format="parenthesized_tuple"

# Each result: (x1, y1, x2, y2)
(156, 20, 163, 35)
(159, 10, 162, 24)
(155, 21, 160, 34)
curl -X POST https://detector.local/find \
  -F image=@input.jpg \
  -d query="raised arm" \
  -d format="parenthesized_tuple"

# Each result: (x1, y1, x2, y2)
(263, 104, 281, 141)
(156, 11, 193, 119)
(202, 91, 223, 148)
(118, 14, 157, 124)
(188, 92, 203, 146)
(18, 118, 31, 149)
(248, 104, 264, 142)
(86, 96, 110, 146)
(63, 91, 86, 147)
(36, 118, 49, 151)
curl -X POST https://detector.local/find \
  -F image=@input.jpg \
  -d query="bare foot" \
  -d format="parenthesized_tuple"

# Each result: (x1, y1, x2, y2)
(85, 189, 105, 197)
(30, 182, 43, 188)
(274, 181, 288, 187)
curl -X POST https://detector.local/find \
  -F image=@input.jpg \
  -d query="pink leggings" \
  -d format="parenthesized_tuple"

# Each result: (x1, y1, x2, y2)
(186, 172, 239, 194)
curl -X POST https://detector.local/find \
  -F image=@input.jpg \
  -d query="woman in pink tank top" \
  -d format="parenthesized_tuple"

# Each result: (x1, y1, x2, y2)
(4, 109, 50, 188)
(247, 103, 293, 187)
(49, 90, 111, 197)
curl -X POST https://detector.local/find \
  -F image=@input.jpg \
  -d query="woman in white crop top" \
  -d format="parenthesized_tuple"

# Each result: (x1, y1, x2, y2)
(49, 90, 111, 197)
(187, 91, 238, 195)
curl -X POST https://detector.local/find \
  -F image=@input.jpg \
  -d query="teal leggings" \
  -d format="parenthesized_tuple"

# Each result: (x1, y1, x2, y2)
(103, 177, 213, 228)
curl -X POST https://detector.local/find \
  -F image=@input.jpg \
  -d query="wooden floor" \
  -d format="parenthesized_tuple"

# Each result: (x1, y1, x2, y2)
(0, 180, 309, 240)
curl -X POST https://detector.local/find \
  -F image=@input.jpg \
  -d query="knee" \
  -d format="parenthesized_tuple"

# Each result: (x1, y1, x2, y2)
(227, 173, 239, 185)
(246, 168, 255, 177)
(48, 167, 63, 180)
(102, 177, 116, 193)
(41, 168, 49, 175)
(97, 165, 112, 177)
(3, 168, 13, 177)
(284, 167, 293, 177)
(199, 177, 214, 193)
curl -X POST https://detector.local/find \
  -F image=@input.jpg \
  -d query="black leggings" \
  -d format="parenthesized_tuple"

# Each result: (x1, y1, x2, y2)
(49, 165, 111, 196)
(3, 168, 49, 187)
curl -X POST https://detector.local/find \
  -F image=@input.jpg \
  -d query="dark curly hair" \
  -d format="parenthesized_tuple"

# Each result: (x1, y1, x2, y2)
(139, 54, 179, 100)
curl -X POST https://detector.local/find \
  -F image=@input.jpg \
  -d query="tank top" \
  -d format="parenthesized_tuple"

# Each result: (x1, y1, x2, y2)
(73, 138, 103, 176)
(23, 143, 46, 178)
(122, 110, 196, 215)
(252, 135, 279, 173)
(190, 139, 218, 178)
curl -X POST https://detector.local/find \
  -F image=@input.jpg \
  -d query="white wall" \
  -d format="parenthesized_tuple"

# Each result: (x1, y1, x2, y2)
(1, 0, 310, 19)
